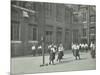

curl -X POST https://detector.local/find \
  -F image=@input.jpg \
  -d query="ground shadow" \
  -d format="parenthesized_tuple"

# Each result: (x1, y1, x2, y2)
(54, 57, 88, 65)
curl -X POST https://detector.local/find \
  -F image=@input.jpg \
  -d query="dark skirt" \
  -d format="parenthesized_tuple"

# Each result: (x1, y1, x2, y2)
(38, 49, 42, 54)
(58, 51, 63, 60)
(91, 50, 96, 58)
(73, 50, 80, 57)
(49, 52, 55, 61)
(32, 50, 36, 56)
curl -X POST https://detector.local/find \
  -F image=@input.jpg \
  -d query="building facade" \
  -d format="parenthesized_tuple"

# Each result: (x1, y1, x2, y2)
(78, 5, 96, 44)
(11, 1, 96, 57)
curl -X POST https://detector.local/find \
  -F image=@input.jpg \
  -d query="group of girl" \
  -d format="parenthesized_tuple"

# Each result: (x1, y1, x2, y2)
(48, 43, 64, 65)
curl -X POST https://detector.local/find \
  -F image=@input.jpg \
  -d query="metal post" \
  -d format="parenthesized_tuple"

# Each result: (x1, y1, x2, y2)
(41, 36, 45, 65)
(40, 3, 48, 67)
(72, 30, 73, 44)
(42, 3, 45, 66)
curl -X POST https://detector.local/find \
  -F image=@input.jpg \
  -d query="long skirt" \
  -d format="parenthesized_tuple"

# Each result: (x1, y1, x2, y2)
(49, 53, 55, 61)
(58, 51, 63, 60)
(38, 49, 42, 55)
(73, 50, 80, 57)
(91, 50, 96, 58)
(32, 50, 36, 56)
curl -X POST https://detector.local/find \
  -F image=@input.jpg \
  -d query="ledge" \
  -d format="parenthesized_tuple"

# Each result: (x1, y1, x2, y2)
(11, 41, 22, 43)
(28, 41, 38, 43)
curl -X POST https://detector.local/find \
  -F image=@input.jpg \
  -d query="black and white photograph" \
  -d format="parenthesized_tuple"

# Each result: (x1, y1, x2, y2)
(11, 0, 96, 74)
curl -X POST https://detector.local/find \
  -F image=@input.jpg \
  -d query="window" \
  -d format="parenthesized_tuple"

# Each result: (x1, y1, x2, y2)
(65, 29, 70, 49)
(45, 25, 53, 42)
(20, 2, 33, 10)
(45, 3, 52, 17)
(56, 5, 62, 22)
(18, 1, 25, 7)
(90, 15, 96, 23)
(31, 2, 37, 10)
(28, 24, 38, 41)
(65, 30, 69, 43)
(83, 28, 87, 37)
(72, 30, 79, 43)
(90, 27, 95, 35)
(65, 8, 71, 24)
(56, 27, 62, 43)
(56, 31, 62, 43)
(45, 31, 53, 42)
(11, 1, 19, 5)
(79, 7, 87, 22)
(11, 21, 20, 41)
(82, 12, 86, 22)
(33, 28, 37, 40)
(90, 27, 96, 42)
(73, 14, 78, 23)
